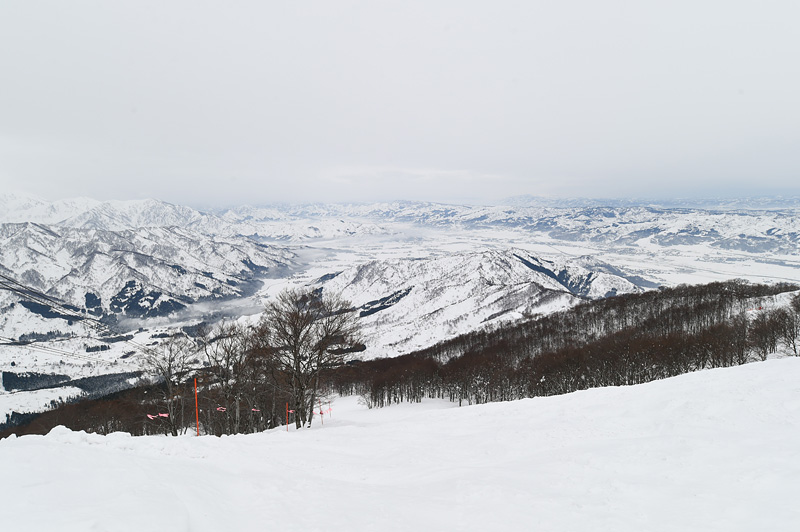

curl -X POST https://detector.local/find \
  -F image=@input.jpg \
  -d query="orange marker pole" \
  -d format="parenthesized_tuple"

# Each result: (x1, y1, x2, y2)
(194, 378, 199, 437)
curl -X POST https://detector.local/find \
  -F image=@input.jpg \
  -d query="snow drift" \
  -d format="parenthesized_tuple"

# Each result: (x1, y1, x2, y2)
(1, 358, 799, 531)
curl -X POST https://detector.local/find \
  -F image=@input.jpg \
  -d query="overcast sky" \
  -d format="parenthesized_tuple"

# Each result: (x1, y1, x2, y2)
(1, 1, 799, 206)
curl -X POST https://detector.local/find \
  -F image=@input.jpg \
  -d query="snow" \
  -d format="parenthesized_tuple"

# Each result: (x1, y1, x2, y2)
(0, 385, 84, 415)
(3, 194, 800, 414)
(2, 358, 799, 531)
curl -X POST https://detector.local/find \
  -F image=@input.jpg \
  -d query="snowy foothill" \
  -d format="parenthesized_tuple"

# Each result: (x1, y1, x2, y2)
(2, 358, 799, 531)
(0, 385, 85, 416)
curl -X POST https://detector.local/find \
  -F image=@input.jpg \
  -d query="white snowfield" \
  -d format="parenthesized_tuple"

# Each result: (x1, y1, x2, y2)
(2, 358, 799, 531)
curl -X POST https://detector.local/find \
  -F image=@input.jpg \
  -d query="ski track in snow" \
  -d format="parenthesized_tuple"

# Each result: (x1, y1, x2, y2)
(2, 358, 799, 531)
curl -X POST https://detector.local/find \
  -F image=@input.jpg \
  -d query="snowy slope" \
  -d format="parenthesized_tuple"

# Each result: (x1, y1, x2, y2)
(0, 222, 295, 327)
(313, 249, 646, 356)
(1, 358, 798, 532)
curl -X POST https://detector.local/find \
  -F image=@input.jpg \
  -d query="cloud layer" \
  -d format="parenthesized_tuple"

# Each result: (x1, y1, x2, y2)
(2, 1, 799, 205)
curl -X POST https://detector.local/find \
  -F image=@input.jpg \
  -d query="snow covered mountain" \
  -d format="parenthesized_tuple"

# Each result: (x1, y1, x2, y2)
(501, 194, 800, 210)
(0, 222, 295, 332)
(299, 202, 800, 254)
(57, 198, 215, 232)
(311, 249, 648, 356)
(3, 192, 800, 424)
(0, 193, 101, 225)
(218, 201, 800, 255)
(0, 194, 394, 242)
(5, 193, 800, 253)
(2, 193, 798, 344)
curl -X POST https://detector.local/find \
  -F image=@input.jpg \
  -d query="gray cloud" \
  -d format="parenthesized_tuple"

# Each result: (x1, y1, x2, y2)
(1, 1, 799, 206)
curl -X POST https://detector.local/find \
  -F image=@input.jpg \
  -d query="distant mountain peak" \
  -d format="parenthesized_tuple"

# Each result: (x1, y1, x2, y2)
(501, 194, 800, 211)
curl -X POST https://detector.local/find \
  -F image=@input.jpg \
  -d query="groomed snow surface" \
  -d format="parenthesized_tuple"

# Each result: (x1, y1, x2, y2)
(3, 359, 799, 531)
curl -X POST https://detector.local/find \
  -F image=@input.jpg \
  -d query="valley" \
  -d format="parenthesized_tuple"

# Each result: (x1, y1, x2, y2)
(2, 193, 800, 422)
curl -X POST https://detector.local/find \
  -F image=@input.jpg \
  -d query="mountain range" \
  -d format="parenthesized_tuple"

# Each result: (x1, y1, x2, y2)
(4, 193, 800, 250)
(2, 192, 799, 414)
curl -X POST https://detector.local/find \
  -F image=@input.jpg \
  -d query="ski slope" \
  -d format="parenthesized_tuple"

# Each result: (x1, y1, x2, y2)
(1, 358, 799, 531)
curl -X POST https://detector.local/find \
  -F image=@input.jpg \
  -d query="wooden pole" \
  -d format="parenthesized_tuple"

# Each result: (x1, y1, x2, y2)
(286, 402, 289, 432)
(194, 378, 199, 437)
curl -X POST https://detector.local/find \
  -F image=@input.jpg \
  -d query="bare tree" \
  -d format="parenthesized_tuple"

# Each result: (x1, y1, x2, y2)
(198, 321, 253, 435)
(142, 334, 197, 436)
(778, 295, 800, 356)
(254, 288, 361, 428)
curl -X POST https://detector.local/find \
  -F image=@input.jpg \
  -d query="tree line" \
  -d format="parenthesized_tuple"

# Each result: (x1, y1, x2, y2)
(2, 280, 798, 438)
(328, 280, 800, 408)
(2, 288, 361, 438)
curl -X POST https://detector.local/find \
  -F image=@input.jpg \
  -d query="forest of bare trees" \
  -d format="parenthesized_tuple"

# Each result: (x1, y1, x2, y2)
(2, 288, 362, 437)
(329, 280, 800, 408)
(3, 280, 798, 438)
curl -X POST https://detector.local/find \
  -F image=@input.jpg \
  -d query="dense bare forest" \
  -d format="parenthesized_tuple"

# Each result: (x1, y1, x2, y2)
(331, 280, 800, 407)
